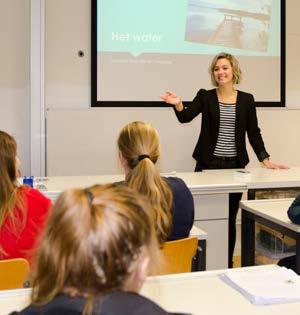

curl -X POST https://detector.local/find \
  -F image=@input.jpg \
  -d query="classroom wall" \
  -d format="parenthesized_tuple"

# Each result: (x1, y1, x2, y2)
(0, 1, 299, 176)
(45, 0, 300, 175)
(0, 1, 30, 174)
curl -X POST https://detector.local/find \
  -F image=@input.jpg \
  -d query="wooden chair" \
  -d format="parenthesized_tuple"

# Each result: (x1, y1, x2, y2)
(0, 258, 30, 290)
(158, 237, 198, 275)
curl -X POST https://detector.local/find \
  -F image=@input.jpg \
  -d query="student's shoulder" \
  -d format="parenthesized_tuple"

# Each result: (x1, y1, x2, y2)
(10, 295, 84, 315)
(19, 186, 52, 210)
(26, 187, 51, 204)
(288, 195, 300, 224)
(98, 291, 176, 315)
(163, 177, 189, 191)
(9, 308, 41, 315)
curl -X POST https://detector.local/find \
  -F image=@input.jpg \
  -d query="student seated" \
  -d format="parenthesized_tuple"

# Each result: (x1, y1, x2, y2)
(278, 194, 300, 272)
(0, 131, 51, 263)
(117, 121, 195, 244)
(12, 184, 183, 315)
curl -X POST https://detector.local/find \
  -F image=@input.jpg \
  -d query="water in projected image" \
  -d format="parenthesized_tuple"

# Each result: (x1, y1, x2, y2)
(185, 0, 272, 52)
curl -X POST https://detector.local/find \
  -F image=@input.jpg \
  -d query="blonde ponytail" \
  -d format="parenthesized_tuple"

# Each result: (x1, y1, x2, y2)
(118, 122, 173, 243)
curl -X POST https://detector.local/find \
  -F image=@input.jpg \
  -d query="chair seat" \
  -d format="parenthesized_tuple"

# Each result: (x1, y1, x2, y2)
(0, 258, 30, 290)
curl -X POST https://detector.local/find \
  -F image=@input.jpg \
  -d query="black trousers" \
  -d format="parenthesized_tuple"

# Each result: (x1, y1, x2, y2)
(195, 157, 243, 268)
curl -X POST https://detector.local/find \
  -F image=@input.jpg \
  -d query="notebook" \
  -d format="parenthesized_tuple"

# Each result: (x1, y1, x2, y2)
(220, 265, 300, 305)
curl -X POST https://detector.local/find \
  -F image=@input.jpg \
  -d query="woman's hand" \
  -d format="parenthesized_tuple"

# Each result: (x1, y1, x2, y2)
(160, 91, 183, 111)
(261, 158, 289, 169)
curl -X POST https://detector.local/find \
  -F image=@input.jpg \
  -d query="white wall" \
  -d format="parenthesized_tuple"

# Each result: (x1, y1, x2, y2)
(0, 1, 30, 174)
(46, 107, 300, 175)
(286, 0, 300, 109)
(44, 0, 300, 175)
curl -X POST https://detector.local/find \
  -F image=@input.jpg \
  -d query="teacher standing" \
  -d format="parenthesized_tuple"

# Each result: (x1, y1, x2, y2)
(161, 52, 287, 268)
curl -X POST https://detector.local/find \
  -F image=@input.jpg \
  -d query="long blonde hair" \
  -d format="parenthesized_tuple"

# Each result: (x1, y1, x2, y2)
(118, 121, 173, 244)
(0, 131, 25, 255)
(30, 184, 158, 315)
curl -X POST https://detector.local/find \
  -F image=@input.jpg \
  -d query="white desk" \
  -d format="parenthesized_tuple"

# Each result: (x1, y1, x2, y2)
(240, 198, 300, 273)
(211, 167, 300, 198)
(2, 266, 300, 315)
(141, 265, 300, 315)
(35, 167, 300, 270)
(38, 171, 247, 270)
(0, 288, 31, 315)
(242, 167, 300, 190)
(189, 225, 207, 241)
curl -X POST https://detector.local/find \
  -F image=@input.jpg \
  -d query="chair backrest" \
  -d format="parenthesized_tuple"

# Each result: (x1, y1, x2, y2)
(158, 237, 198, 275)
(0, 258, 30, 290)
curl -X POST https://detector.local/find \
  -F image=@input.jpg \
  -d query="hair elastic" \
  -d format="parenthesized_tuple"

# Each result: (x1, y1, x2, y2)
(84, 189, 94, 205)
(138, 154, 150, 162)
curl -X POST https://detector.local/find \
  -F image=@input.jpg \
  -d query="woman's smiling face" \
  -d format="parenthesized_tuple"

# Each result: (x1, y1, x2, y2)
(213, 57, 234, 87)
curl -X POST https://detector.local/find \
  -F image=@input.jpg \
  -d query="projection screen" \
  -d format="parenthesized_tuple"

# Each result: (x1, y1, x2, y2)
(91, 0, 285, 107)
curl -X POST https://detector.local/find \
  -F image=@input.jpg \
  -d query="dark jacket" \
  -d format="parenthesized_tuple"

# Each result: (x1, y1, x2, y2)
(288, 194, 300, 224)
(10, 291, 188, 315)
(113, 177, 194, 241)
(164, 177, 194, 241)
(174, 88, 269, 167)
(277, 195, 300, 271)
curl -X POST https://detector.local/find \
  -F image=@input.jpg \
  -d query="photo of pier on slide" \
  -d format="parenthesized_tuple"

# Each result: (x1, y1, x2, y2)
(185, 0, 272, 52)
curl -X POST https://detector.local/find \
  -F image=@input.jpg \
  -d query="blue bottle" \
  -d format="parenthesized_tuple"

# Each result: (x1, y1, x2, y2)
(23, 176, 34, 188)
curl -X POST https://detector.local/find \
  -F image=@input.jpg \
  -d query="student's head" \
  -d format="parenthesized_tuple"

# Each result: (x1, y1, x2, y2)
(117, 121, 173, 244)
(209, 52, 242, 87)
(117, 121, 160, 171)
(0, 130, 18, 185)
(0, 131, 23, 236)
(31, 184, 159, 313)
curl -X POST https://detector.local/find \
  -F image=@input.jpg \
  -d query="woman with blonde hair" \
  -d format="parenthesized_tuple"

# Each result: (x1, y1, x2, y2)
(14, 184, 180, 315)
(161, 52, 287, 267)
(118, 121, 194, 244)
(0, 130, 51, 263)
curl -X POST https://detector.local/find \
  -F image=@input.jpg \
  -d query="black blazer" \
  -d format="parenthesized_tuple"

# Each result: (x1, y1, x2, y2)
(174, 89, 269, 167)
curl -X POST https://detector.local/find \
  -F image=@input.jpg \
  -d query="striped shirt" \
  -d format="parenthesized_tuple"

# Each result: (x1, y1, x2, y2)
(213, 102, 237, 157)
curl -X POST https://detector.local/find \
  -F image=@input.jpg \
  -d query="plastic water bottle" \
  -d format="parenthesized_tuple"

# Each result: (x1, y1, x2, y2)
(23, 176, 34, 188)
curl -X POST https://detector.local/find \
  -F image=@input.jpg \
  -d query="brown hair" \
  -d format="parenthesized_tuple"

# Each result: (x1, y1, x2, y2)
(0, 131, 25, 255)
(30, 184, 158, 315)
(209, 52, 242, 86)
(117, 121, 173, 244)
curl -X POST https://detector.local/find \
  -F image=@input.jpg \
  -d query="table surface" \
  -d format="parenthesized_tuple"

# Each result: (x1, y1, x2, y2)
(189, 225, 207, 240)
(141, 265, 300, 315)
(1, 265, 300, 315)
(33, 170, 248, 194)
(30, 167, 300, 194)
(240, 198, 300, 233)
(212, 167, 300, 189)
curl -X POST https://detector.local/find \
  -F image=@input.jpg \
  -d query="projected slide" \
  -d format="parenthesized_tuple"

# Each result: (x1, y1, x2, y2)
(92, 0, 283, 106)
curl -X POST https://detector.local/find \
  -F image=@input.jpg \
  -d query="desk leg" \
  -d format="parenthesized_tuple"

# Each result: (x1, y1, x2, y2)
(241, 210, 255, 266)
(192, 240, 206, 272)
(247, 189, 256, 200)
(198, 240, 206, 271)
(296, 237, 300, 275)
